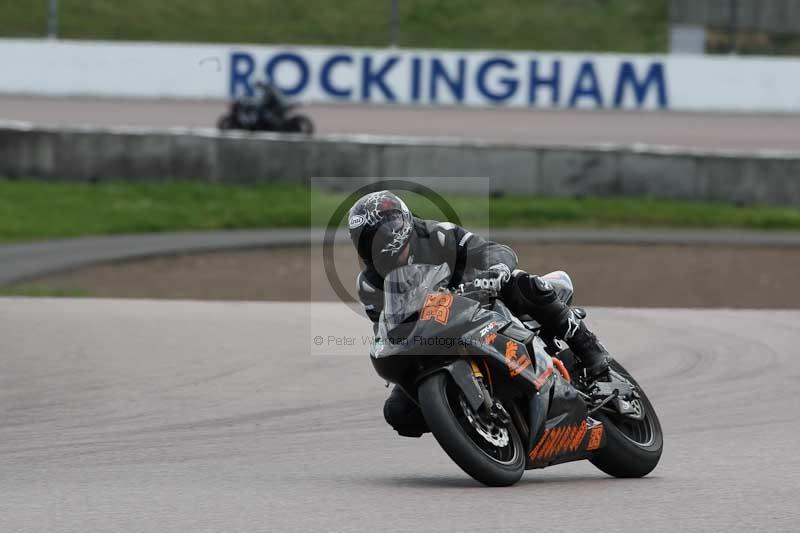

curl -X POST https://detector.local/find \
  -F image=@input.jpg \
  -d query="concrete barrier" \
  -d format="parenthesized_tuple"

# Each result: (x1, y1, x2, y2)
(1, 121, 799, 205)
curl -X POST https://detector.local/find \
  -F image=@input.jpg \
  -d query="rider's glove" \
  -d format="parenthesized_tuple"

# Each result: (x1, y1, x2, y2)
(487, 264, 512, 283)
(473, 264, 511, 292)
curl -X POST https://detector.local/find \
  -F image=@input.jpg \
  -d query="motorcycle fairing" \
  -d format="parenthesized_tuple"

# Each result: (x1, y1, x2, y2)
(370, 263, 608, 468)
(481, 329, 605, 465)
(527, 417, 606, 468)
(526, 377, 607, 468)
(465, 304, 557, 395)
(370, 291, 485, 398)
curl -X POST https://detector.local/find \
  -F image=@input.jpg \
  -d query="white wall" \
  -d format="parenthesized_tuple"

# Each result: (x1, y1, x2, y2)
(2, 39, 800, 112)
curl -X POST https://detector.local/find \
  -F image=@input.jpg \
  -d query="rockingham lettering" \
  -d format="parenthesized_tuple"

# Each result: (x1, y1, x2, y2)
(229, 49, 669, 110)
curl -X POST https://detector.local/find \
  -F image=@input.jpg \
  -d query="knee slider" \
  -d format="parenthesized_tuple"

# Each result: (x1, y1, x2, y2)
(383, 396, 406, 426)
(383, 394, 424, 426)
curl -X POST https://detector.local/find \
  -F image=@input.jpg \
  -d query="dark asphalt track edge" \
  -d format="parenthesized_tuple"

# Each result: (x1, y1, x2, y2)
(3, 228, 800, 285)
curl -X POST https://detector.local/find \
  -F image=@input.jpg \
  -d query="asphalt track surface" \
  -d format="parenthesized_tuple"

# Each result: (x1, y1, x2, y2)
(4, 95, 800, 151)
(1, 298, 799, 532)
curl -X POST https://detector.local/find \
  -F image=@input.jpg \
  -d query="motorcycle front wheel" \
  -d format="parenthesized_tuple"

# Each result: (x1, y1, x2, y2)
(418, 371, 525, 486)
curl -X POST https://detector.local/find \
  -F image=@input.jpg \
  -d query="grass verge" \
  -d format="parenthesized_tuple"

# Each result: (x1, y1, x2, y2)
(0, 285, 88, 297)
(2, 178, 800, 243)
(0, 0, 668, 52)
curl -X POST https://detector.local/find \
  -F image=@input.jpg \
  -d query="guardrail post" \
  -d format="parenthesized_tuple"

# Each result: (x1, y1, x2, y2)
(728, 0, 739, 54)
(389, 0, 399, 47)
(47, 0, 58, 39)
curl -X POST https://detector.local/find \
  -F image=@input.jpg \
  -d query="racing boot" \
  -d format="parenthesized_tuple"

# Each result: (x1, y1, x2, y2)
(563, 319, 611, 382)
(383, 386, 429, 438)
(503, 271, 610, 381)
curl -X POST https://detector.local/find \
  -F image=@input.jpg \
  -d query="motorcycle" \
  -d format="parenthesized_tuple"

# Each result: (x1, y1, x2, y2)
(370, 263, 663, 486)
(217, 90, 314, 135)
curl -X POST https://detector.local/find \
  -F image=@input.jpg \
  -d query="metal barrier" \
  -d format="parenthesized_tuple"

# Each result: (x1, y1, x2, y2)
(1, 121, 799, 205)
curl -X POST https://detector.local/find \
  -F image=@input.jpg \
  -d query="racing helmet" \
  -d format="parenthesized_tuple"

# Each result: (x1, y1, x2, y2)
(348, 191, 414, 273)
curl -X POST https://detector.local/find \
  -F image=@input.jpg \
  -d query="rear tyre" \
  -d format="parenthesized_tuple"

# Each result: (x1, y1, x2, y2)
(418, 371, 525, 487)
(285, 114, 314, 135)
(590, 359, 663, 478)
(217, 114, 235, 130)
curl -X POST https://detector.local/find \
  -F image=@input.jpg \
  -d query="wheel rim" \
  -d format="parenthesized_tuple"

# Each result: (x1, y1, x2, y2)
(610, 406, 656, 447)
(604, 365, 658, 448)
(445, 382, 519, 465)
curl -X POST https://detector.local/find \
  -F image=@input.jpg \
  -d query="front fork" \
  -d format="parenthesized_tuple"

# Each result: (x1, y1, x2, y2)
(469, 360, 494, 411)
(466, 359, 522, 441)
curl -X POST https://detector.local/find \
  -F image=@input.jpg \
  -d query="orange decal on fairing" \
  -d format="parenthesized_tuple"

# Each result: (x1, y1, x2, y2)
(505, 340, 518, 358)
(419, 293, 453, 325)
(504, 340, 531, 377)
(483, 332, 497, 345)
(586, 425, 604, 451)
(528, 420, 589, 462)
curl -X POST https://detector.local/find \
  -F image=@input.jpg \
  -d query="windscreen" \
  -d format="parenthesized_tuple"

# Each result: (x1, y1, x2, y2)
(382, 263, 452, 332)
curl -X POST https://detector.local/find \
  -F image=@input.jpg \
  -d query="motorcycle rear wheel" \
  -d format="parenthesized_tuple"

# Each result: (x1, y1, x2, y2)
(285, 114, 314, 135)
(217, 114, 235, 130)
(590, 359, 663, 478)
(418, 371, 525, 486)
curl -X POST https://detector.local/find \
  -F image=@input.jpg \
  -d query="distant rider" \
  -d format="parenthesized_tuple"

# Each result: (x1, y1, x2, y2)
(254, 80, 286, 126)
(348, 191, 612, 437)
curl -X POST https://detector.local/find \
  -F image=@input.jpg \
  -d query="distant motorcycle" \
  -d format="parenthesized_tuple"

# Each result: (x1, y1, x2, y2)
(217, 82, 314, 135)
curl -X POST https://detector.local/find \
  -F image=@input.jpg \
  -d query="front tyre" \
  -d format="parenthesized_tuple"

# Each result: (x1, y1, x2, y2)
(590, 359, 663, 478)
(418, 371, 525, 486)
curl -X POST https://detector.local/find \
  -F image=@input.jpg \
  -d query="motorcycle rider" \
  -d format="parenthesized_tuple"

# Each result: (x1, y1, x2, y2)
(254, 80, 286, 127)
(348, 190, 612, 437)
